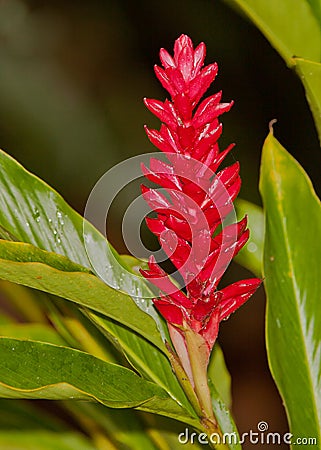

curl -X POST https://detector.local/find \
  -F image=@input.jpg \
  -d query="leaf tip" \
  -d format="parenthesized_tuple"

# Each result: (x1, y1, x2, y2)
(268, 119, 277, 135)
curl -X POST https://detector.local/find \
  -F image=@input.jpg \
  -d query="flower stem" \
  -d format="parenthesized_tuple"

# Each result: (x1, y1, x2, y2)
(184, 329, 229, 450)
(184, 329, 213, 419)
(165, 342, 203, 418)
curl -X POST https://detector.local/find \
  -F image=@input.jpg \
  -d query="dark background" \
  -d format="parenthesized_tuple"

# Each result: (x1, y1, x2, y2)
(0, 0, 319, 446)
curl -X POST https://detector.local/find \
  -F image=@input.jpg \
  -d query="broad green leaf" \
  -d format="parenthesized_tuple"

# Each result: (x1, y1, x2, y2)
(0, 337, 199, 428)
(87, 311, 196, 418)
(0, 323, 66, 346)
(306, 0, 321, 28)
(0, 240, 165, 351)
(0, 431, 96, 450)
(0, 150, 190, 426)
(208, 345, 232, 409)
(260, 132, 321, 442)
(0, 149, 88, 264)
(223, 0, 321, 64)
(0, 149, 162, 326)
(0, 239, 199, 423)
(294, 58, 321, 144)
(234, 199, 263, 277)
(0, 236, 198, 427)
(0, 148, 170, 343)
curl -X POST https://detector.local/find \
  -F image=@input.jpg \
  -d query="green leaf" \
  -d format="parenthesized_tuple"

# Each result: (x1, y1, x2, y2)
(0, 337, 199, 427)
(0, 150, 87, 264)
(87, 312, 196, 418)
(306, 0, 321, 28)
(0, 217, 196, 428)
(260, 132, 321, 442)
(0, 148, 169, 338)
(208, 345, 232, 409)
(223, 0, 321, 65)
(0, 431, 97, 450)
(0, 149, 192, 427)
(0, 150, 152, 294)
(0, 240, 165, 351)
(203, 345, 242, 447)
(209, 384, 241, 450)
(234, 199, 264, 277)
(294, 58, 321, 144)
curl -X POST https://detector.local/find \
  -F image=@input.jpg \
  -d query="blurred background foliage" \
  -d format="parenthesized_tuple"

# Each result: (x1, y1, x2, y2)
(0, 0, 319, 444)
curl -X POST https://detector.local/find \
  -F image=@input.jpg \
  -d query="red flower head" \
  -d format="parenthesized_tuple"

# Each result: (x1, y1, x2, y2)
(140, 35, 261, 381)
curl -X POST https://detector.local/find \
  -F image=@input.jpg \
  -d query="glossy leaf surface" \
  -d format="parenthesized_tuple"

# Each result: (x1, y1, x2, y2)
(223, 0, 321, 64)
(88, 312, 195, 417)
(0, 337, 199, 426)
(294, 58, 321, 143)
(208, 344, 232, 409)
(0, 149, 164, 333)
(210, 384, 241, 450)
(0, 240, 165, 351)
(260, 132, 321, 441)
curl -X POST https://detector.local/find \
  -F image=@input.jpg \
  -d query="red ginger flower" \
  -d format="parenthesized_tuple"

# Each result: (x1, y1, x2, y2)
(140, 35, 261, 382)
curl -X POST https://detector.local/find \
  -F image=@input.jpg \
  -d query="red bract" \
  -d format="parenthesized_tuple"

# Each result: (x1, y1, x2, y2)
(140, 35, 261, 381)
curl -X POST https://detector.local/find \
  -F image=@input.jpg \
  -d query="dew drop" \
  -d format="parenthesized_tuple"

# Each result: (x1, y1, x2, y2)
(56, 210, 64, 226)
(33, 208, 41, 222)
